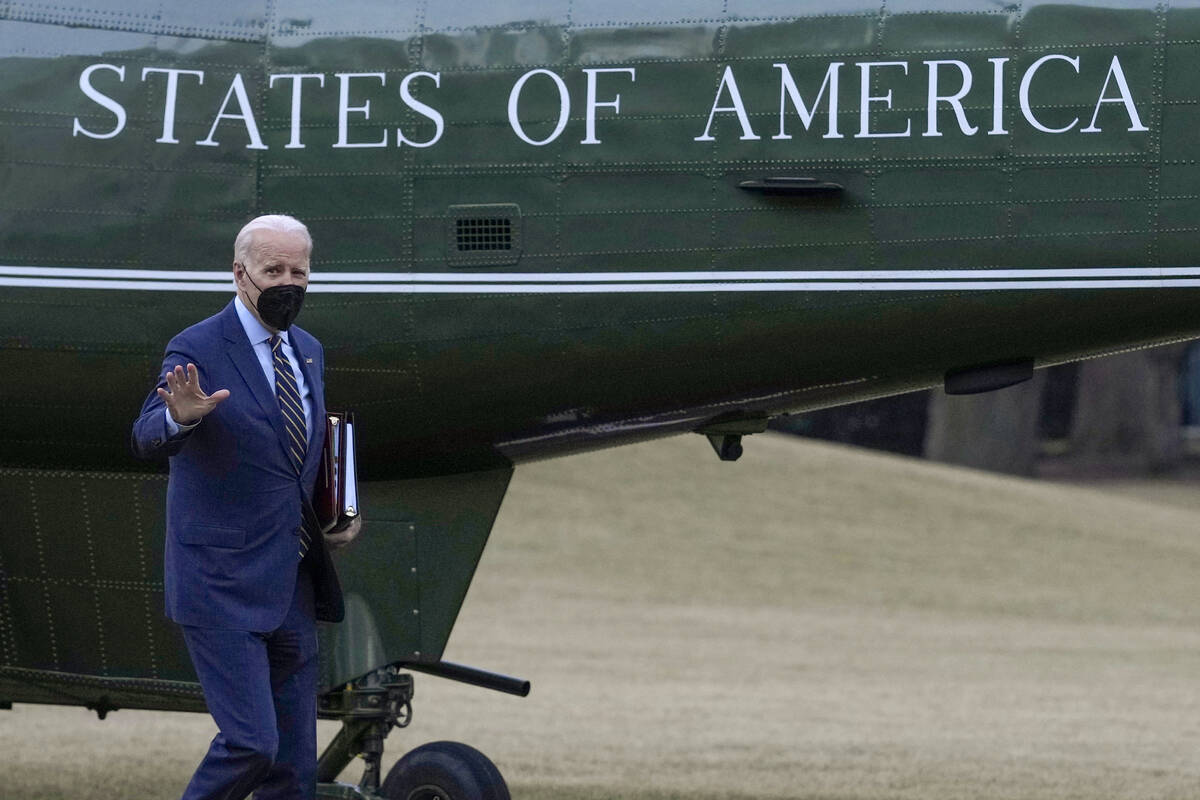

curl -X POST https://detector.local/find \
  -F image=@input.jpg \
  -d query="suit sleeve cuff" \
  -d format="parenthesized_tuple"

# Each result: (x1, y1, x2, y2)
(164, 408, 200, 437)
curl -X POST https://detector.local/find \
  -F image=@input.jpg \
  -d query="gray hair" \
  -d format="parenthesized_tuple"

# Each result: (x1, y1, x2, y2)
(233, 214, 312, 265)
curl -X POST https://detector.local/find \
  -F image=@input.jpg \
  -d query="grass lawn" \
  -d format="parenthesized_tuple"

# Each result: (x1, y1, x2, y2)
(6, 433, 1200, 799)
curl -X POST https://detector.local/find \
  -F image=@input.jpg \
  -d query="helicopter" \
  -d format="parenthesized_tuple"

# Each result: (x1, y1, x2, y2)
(2, 2, 1197, 797)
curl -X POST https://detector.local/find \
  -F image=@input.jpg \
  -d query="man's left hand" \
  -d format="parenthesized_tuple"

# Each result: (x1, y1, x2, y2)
(324, 515, 362, 551)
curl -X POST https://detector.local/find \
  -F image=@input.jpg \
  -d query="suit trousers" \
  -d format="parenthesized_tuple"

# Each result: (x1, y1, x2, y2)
(179, 564, 318, 800)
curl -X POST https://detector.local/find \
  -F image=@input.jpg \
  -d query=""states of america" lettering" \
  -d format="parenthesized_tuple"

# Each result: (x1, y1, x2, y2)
(70, 55, 1147, 151)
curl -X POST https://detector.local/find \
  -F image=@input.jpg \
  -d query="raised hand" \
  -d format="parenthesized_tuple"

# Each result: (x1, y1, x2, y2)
(157, 363, 230, 425)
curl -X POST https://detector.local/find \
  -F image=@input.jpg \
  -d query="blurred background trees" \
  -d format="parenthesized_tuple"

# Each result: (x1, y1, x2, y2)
(772, 342, 1200, 477)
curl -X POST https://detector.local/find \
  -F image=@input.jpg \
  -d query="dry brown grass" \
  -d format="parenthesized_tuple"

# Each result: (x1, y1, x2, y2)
(7, 434, 1200, 799)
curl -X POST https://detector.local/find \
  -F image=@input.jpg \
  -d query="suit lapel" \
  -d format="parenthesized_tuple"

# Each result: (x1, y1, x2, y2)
(221, 303, 292, 466)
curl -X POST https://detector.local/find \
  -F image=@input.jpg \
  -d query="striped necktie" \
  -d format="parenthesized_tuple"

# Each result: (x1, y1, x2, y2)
(271, 335, 312, 559)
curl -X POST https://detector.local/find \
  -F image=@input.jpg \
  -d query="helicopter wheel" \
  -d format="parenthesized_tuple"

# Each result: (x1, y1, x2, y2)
(379, 741, 510, 800)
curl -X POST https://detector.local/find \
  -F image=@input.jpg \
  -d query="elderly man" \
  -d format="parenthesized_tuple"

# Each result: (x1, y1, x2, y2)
(132, 214, 360, 800)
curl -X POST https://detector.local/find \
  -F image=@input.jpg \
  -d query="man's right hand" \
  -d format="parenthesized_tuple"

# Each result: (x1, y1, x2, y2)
(158, 363, 230, 425)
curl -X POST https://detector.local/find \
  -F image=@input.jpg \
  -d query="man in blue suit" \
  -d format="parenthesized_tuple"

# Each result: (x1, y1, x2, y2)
(132, 214, 360, 800)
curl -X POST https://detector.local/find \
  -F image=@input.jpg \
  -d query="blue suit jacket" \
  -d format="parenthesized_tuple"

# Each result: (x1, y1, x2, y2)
(132, 300, 343, 630)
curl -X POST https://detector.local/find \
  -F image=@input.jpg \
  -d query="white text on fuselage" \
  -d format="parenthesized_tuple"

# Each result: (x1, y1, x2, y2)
(71, 56, 1146, 149)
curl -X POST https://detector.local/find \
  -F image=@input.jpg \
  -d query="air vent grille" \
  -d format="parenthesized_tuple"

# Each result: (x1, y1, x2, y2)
(456, 217, 513, 252)
(446, 203, 522, 267)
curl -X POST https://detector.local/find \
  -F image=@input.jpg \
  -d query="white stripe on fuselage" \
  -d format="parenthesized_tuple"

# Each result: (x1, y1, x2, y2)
(1, 265, 1199, 293)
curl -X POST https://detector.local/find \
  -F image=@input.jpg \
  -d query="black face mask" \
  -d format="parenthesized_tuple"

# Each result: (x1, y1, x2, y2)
(244, 270, 306, 330)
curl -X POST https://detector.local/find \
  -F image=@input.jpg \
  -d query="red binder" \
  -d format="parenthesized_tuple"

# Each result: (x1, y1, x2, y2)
(315, 411, 359, 533)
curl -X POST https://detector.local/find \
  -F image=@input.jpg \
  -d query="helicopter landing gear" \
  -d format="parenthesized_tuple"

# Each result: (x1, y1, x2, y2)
(380, 741, 510, 800)
(315, 662, 525, 800)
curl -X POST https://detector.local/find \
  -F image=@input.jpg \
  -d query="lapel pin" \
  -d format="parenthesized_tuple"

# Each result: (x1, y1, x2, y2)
(305, 357, 313, 363)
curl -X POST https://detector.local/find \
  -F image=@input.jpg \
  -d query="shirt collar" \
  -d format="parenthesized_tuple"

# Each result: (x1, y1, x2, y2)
(234, 294, 289, 347)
